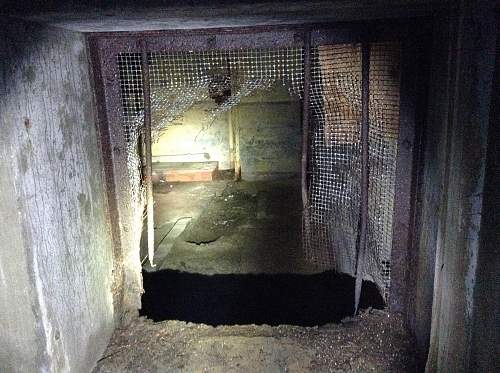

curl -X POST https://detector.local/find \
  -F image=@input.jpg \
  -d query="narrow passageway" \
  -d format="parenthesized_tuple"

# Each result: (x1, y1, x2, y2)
(99, 26, 416, 373)
(2, 3, 498, 372)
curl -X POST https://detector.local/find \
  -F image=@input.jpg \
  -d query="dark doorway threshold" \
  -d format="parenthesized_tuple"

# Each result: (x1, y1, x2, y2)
(140, 269, 384, 326)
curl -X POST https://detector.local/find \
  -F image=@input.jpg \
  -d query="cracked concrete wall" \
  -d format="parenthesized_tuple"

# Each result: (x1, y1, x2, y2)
(0, 18, 114, 372)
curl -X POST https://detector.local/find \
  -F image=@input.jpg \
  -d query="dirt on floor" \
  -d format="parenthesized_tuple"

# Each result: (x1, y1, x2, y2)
(93, 309, 415, 373)
(147, 178, 326, 275)
(127, 179, 415, 372)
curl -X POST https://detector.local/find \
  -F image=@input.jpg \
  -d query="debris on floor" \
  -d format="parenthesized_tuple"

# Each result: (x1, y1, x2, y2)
(148, 178, 327, 275)
(93, 309, 415, 373)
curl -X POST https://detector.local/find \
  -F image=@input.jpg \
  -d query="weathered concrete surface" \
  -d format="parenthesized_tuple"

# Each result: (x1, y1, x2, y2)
(6, 1, 448, 32)
(236, 86, 302, 180)
(148, 179, 321, 275)
(152, 102, 231, 169)
(468, 23, 500, 373)
(0, 141, 42, 372)
(409, 15, 451, 369)
(0, 19, 114, 372)
(424, 1, 498, 372)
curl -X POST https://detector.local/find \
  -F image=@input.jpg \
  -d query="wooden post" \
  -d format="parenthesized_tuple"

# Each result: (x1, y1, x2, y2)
(141, 42, 155, 267)
(354, 41, 371, 314)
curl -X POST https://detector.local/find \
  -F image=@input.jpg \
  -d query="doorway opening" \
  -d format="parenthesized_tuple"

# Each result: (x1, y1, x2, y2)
(108, 30, 406, 326)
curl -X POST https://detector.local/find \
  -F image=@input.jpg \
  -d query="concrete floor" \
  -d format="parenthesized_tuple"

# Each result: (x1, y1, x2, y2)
(144, 177, 324, 275)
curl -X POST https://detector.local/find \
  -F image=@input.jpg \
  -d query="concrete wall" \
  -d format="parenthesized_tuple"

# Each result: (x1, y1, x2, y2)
(152, 84, 302, 180)
(0, 150, 42, 373)
(0, 19, 114, 372)
(236, 85, 302, 180)
(409, 15, 451, 369)
(417, 1, 498, 372)
(469, 28, 500, 371)
(152, 102, 231, 169)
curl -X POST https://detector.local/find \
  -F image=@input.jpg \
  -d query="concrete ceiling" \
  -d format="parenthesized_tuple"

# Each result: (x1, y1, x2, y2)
(7, 1, 446, 33)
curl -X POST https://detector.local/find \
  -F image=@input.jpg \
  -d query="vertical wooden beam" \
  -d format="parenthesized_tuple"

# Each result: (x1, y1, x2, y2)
(301, 31, 312, 228)
(355, 41, 371, 315)
(141, 41, 155, 267)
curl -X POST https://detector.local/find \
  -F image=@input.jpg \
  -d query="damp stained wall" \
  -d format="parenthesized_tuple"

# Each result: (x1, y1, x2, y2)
(236, 85, 302, 180)
(152, 102, 231, 169)
(151, 84, 301, 179)
(0, 19, 114, 372)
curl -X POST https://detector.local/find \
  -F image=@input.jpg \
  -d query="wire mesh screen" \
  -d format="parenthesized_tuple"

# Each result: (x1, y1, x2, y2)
(115, 41, 399, 300)
(367, 42, 400, 297)
(304, 41, 400, 299)
(148, 48, 304, 141)
(116, 53, 146, 256)
(305, 43, 363, 279)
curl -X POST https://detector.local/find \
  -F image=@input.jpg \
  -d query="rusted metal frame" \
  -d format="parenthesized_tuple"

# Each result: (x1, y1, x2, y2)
(87, 36, 125, 323)
(354, 40, 371, 315)
(87, 21, 427, 315)
(389, 38, 419, 313)
(88, 20, 419, 55)
(89, 36, 144, 317)
(86, 23, 310, 40)
(86, 18, 427, 46)
(140, 40, 155, 267)
(146, 30, 303, 52)
(301, 31, 312, 236)
(310, 19, 420, 46)
(92, 30, 302, 55)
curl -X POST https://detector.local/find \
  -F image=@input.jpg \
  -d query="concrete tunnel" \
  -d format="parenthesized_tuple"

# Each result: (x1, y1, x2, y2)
(0, 1, 498, 372)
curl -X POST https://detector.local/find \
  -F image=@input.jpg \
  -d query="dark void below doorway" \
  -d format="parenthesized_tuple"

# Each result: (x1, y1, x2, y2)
(140, 269, 384, 326)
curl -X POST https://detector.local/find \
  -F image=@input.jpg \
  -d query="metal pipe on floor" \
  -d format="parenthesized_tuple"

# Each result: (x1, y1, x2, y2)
(141, 41, 155, 267)
(355, 40, 371, 315)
